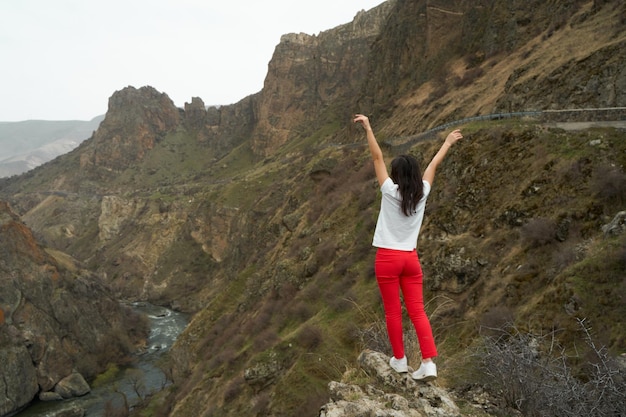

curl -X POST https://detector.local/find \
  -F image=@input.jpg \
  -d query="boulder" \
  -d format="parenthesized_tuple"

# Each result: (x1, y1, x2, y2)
(39, 391, 64, 402)
(319, 350, 460, 417)
(602, 211, 626, 236)
(54, 372, 91, 399)
(0, 344, 39, 417)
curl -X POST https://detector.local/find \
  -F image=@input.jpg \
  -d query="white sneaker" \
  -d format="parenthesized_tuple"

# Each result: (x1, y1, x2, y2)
(389, 355, 408, 373)
(411, 361, 437, 381)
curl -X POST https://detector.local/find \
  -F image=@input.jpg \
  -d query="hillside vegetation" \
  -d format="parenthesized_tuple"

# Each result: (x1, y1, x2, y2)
(0, 1, 625, 416)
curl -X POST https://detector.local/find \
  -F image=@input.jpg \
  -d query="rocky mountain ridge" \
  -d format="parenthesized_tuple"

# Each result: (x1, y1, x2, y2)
(0, 1, 625, 416)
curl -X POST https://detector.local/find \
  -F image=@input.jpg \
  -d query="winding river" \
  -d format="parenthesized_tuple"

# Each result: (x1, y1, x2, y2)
(14, 303, 189, 417)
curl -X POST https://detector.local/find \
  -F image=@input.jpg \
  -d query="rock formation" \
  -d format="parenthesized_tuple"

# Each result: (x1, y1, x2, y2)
(80, 86, 180, 172)
(320, 350, 460, 417)
(251, 1, 396, 156)
(0, 201, 148, 416)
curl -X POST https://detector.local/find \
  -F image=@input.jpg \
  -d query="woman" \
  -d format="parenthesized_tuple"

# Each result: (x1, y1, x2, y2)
(353, 114, 463, 381)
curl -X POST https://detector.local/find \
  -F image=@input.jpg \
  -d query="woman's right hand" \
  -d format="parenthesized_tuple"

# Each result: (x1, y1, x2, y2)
(353, 114, 372, 131)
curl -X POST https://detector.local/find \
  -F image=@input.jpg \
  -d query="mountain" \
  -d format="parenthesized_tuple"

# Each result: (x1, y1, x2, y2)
(0, 116, 104, 177)
(0, 1, 625, 416)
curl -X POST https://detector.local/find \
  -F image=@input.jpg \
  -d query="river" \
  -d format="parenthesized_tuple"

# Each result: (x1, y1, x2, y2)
(14, 302, 189, 417)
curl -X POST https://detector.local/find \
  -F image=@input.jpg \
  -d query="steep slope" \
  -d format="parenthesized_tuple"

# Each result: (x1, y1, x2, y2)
(0, 202, 149, 417)
(0, 1, 625, 416)
(366, 0, 626, 133)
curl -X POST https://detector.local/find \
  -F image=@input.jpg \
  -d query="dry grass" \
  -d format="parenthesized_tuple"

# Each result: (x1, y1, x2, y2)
(384, 2, 626, 140)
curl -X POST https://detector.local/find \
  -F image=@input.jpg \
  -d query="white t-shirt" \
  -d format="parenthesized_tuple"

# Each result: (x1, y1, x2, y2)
(372, 177, 431, 251)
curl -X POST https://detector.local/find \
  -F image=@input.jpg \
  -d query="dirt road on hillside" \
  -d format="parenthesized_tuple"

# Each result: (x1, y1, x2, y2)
(545, 121, 626, 130)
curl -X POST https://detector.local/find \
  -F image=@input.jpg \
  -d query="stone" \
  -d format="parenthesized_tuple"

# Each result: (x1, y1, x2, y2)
(83, 86, 181, 171)
(244, 350, 283, 392)
(54, 372, 91, 399)
(48, 406, 86, 417)
(319, 350, 460, 417)
(0, 344, 39, 417)
(602, 211, 626, 236)
(39, 391, 64, 401)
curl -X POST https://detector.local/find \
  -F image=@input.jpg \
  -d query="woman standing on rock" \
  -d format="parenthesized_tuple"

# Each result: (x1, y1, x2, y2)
(353, 114, 463, 381)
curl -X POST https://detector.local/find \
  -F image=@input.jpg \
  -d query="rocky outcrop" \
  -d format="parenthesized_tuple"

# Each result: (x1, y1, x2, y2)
(251, 1, 395, 156)
(53, 372, 91, 399)
(0, 344, 39, 417)
(602, 211, 626, 236)
(80, 86, 180, 171)
(0, 201, 148, 417)
(319, 350, 460, 417)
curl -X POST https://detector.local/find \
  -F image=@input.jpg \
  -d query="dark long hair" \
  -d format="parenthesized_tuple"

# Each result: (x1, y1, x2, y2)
(390, 154, 424, 216)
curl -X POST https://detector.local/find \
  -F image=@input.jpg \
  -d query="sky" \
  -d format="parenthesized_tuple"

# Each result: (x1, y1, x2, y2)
(0, 0, 386, 122)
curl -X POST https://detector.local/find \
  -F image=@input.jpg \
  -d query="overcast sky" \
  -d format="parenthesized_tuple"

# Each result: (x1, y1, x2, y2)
(1, 0, 386, 122)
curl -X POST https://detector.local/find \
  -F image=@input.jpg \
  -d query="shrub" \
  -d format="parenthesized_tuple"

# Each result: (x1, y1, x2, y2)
(552, 243, 579, 272)
(476, 320, 626, 417)
(251, 392, 271, 415)
(315, 240, 337, 264)
(253, 329, 279, 352)
(357, 318, 390, 354)
(297, 324, 323, 349)
(520, 217, 556, 247)
(287, 301, 313, 322)
(223, 375, 245, 403)
(479, 306, 515, 336)
(593, 165, 626, 209)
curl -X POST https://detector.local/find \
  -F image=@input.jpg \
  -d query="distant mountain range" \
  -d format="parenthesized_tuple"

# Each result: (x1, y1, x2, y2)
(0, 116, 104, 177)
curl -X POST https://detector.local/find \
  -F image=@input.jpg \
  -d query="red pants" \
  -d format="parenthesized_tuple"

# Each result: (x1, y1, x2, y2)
(375, 248, 437, 360)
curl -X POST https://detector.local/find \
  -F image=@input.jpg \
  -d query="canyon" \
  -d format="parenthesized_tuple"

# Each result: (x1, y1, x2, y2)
(0, 1, 625, 415)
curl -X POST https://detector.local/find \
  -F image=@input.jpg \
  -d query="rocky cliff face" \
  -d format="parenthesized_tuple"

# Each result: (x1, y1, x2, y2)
(319, 350, 461, 417)
(0, 202, 148, 417)
(251, 1, 396, 155)
(366, 0, 625, 130)
(79, 86, 181, 172)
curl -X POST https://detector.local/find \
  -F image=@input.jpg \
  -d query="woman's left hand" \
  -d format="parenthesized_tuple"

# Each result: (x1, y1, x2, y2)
(445, 129, 463, 145)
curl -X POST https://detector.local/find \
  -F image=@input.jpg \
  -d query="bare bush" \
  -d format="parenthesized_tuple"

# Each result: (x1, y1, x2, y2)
(520, 217, 557, 247)
(315, 240, 337, 264)
(286, 300, 313, 322)
(477, 319, 626, 417)
(223, 375, 245, 403)
(251, 392, 271, 415)
(253, 328, 279, 351)
(479, 306, 515, 336)
(593, 165, 626, 208)
(297, 324, 323, 349)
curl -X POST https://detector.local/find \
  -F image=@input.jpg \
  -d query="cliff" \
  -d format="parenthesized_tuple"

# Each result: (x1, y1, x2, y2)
(251, 1, 396, 156)
(0, 201, 148, 416)
(0, 1, 625, 416)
